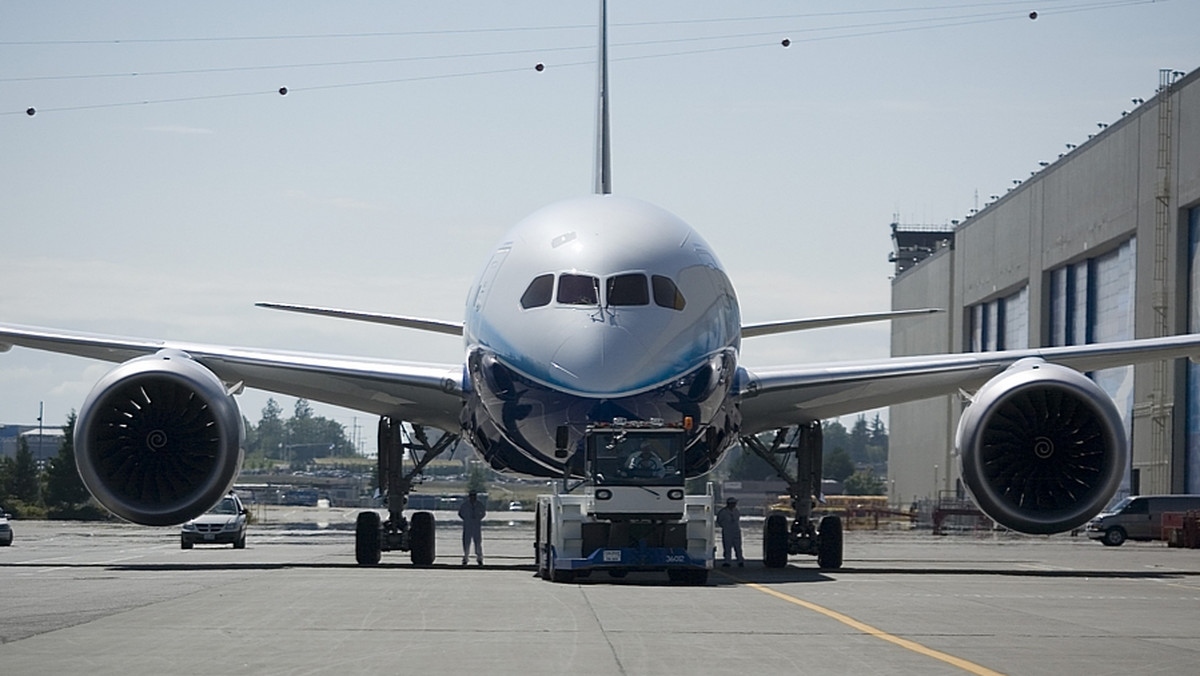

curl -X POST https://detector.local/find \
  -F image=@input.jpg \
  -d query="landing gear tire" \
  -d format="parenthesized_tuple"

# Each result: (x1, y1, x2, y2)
(817, 515, 843, 569)
(535, 503, 547, 578)
(763, 513, 789, 568)
(668, 569, 709, 585)
(549, 553, 575, 583)
(550, 565, 575, 583)
(355, 511, 382, 565)
(410, 511, 436, 565)
(1102, 527, 1126, 547)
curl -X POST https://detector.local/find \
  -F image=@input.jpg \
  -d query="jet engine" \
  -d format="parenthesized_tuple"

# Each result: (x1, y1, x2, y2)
(956, 358, 1127, 535)
(75, 350, 244, 526)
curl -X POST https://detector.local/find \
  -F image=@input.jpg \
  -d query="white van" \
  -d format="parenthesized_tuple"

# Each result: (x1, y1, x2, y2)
(1085, 494, 1200, 546)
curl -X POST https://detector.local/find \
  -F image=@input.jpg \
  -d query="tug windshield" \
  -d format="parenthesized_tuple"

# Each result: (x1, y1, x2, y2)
(589, 431, 684, 487)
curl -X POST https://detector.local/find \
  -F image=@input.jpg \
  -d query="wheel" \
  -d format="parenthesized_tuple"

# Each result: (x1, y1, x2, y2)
(817, 515, 843, 569)
(233, 532, 246, 550)
(549, 553, 575, 583)
(535, 503, 547, 578)
(763, 513, 789, 568)
(410, 511, 436, 565)
(355, 511, 382, 565)
(668, 569, 708, 585)
(181, 539, 193, 550)
(1102, 527, 1126, 547)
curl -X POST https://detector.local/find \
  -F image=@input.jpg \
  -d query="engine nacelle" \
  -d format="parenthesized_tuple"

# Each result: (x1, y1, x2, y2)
(956, 358, 1127, 535)
(75, 350, 244, 526)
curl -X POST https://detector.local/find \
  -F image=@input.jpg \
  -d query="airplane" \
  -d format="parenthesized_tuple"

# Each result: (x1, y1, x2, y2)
(5, 1, 1200, 570)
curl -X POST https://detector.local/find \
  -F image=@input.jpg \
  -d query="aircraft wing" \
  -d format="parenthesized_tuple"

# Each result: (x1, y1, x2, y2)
(741, 308, 941, 338)
(0, 322, 464, 431)
(736, 333, 1200, 434)
(255, 302, 464, 336)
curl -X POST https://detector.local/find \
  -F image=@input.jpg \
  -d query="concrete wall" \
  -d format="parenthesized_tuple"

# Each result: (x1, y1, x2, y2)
(890, 247, 957, 502)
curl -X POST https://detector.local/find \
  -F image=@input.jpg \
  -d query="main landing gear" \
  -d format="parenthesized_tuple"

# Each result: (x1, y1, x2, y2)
(739, 422, 843, 570)
(355, 417, 459, 566)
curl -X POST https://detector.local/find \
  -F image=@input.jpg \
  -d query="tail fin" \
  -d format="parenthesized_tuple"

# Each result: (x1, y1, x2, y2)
(594, 0, 612, 195)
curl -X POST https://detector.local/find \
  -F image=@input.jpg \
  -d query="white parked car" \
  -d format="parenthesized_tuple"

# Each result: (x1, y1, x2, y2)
(181, 492, 248, 549)
(0, 510, 12, 546)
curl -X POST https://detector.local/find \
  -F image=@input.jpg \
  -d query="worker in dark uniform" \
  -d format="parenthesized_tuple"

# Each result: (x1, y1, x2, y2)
(458, 489, 486, 565)
(716, 497, 744, 567)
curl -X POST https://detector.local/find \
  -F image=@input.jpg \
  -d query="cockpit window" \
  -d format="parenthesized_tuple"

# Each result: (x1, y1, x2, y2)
(520, 274, 554, 309)
(652, 275, 686, 310)
(606, 274, 649, 306)
(558, 274, 599, 305)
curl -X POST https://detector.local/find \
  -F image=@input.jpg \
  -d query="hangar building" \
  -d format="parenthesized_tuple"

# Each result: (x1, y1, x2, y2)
(889, 68, 1200, 506)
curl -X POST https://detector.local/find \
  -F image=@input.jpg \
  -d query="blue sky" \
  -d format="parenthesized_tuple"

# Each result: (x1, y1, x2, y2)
(2, 0, 1197, 453)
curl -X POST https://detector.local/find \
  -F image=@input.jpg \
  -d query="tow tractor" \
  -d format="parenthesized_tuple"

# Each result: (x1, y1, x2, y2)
(535, 418, 715, 584)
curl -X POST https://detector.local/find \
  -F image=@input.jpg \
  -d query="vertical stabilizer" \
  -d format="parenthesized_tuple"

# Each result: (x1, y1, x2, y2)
(594, 0, 612, 195)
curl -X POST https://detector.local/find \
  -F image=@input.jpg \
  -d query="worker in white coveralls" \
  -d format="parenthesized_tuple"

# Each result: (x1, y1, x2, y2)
(458, 489, 486, 565)
(715, 497, 744, 567)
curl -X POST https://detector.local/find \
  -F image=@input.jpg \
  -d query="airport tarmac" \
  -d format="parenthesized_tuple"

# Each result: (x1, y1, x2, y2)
(2, 506, 1199, 675)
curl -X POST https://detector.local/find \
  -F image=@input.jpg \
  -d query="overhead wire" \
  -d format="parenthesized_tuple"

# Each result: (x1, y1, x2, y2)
(1, 0, 1166, 117)
(0, 0, 1146, 46)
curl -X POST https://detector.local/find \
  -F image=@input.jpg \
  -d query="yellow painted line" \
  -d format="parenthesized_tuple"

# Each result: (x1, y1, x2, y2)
(744, 581, 1007, 676)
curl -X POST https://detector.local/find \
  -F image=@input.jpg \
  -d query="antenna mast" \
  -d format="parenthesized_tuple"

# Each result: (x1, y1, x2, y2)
(594, 0, 612, 195)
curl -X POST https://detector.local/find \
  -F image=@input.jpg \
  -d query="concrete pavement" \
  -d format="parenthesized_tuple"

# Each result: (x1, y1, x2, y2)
(2, 508, 1199, 675)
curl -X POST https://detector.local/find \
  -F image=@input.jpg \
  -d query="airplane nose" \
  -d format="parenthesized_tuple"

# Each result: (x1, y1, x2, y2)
(549, 318, 653, 395)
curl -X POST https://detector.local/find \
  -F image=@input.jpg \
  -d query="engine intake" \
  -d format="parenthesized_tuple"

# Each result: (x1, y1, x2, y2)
(75, 350, 244, 526)
(957, 358, 1127, 535)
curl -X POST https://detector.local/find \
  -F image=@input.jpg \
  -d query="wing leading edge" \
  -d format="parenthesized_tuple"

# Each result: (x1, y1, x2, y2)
(736, 333, 1200, 434)
(0, 322, 464, 431)
(741, 308, 942, 338)
(255, 302, 464, 336)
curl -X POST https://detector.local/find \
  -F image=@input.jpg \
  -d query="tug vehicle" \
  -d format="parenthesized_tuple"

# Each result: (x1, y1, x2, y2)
(535, 418, 714, 584)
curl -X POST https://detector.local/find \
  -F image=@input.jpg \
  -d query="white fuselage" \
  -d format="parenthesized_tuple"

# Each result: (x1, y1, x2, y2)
(461, 195, 743, 476)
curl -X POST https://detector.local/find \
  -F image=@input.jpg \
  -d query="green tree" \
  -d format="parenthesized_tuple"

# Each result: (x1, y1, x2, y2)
(284, 399, 354, 459)
(293, 398, 314, 420)
(843, 468, 886, 495)
(44, 413, 90, 509)
(466, 461, 489, 494)
(822, 447, 855, 482)
(9, 437, 41, 504)
(822, 419, 849, 450)
(252, 398, 286, 458)
(869, 413, 888, 446)
(726, 444, 777, 481)
(0, 455, 13, 506)
(244, 397, 355, 462)
(849, 415, 870, 464)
